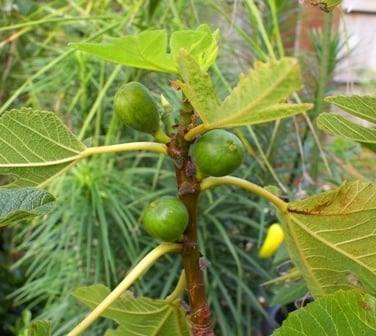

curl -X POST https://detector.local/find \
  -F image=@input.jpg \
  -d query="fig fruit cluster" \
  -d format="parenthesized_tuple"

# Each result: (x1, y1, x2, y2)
(191, 129, 245, 177)
(142, 196, 189, 242)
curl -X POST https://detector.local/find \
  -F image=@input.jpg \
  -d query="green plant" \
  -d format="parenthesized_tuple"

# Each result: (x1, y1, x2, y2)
(2, 2, 376, 336)
(1, 25, 310, 335)
(2, 1, 373, 333)
(0, 8, 339, 332)
(0, 2, 213, 333)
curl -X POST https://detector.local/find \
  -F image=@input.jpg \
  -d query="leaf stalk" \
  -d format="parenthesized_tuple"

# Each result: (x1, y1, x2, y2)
(82, 142, 168, 158)
(200, 176, 287, 214)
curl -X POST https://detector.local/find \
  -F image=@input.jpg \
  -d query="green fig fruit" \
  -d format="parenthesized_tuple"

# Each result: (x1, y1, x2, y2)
(191, 129, 245, 177)
(114, 81, 170, 143)
(142, 196, 189, 242)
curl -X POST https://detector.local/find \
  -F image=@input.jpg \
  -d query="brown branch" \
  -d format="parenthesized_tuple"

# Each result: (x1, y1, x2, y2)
(167, 112, 215, 336)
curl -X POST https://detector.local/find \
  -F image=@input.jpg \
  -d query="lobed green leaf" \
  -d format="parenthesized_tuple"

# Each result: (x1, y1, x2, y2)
(185, 58, 311, 136)
(170, 25, 219, 71)
(273, 290, 376, 336)
(0, 188, 55, 227)
(318, 95, 376, 145)
(284, 180, 376, 298)
(176, 49, 220, 124)
(73, 30, 176, 73)
(317, 113, 376, 143)
(213, 58, 309, 127)
(73, 284, 191, 336)
(72, 25, 218, 74)
(0, 108, 86, 187)
(324, 95, 376, 124)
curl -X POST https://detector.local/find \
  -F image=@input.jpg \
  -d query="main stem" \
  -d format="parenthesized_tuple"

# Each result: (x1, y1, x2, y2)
(167, 109, 214, 336)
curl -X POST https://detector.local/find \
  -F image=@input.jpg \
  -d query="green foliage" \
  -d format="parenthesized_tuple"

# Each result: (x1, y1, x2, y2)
(0, 107, 167, 192)
(73, 284, 191, 336)
(74, 27, 312, 140)
(175, 50, 220, 123)
(5, 23, 312, 330)
(29, 320, 51, 336)
(0, 247, 30, 336)
(10, 154, 176, 333)
(179, 56, 312, 139)
(72, 25, 219, 74)
(270, 280, 308, 307)
(325, 96, 376, 123)
(0, 109, 86, 187)
(317, 96, 376, 145)
(212, 58, 310, 128)
(284, 180, 376, 298)
(2, 1, 375, 336)
(1, 2, 204, 335)
(0, 188, 55, 227)
(273, 289, 376, 335)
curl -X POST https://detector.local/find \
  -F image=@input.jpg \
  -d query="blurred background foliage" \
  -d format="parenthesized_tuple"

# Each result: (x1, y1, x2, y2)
(0, 0, 373, 335)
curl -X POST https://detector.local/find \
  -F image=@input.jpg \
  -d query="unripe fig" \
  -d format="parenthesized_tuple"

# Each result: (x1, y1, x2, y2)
(142, 196, 189, 242)
(191, 129, 245, 177)
(114, 82, 170, 143)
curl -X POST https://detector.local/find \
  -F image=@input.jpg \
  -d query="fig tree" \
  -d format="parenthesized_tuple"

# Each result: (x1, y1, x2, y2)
(191, 129, 245, 177)
(142, 195, 189, 242)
